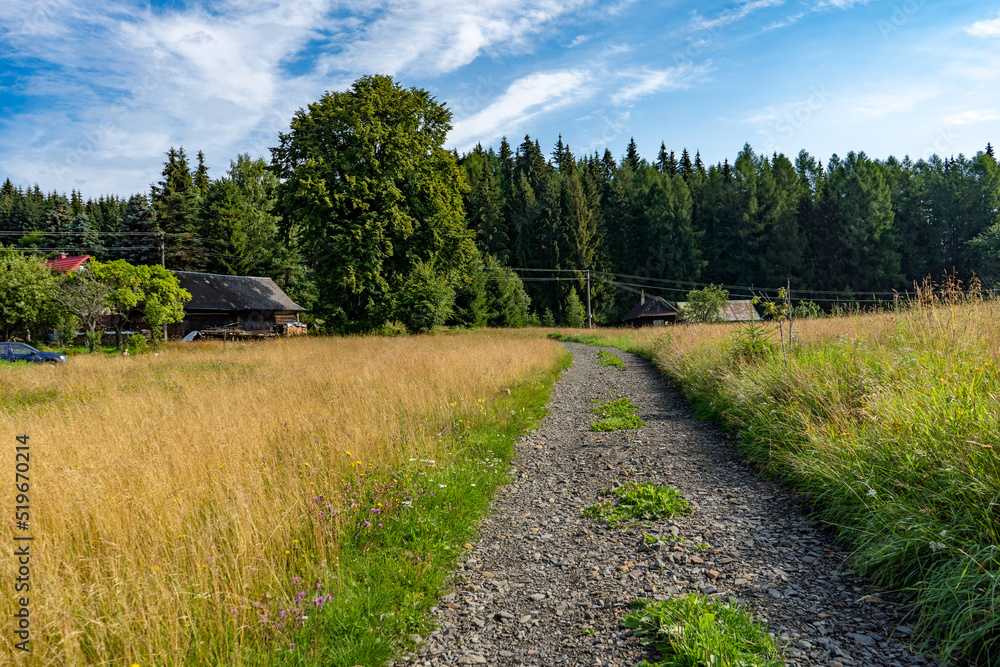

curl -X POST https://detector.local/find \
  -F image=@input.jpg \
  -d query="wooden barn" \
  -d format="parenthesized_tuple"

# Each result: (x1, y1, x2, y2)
(623, 293, 680, 327)
(167, 271, 306, 338)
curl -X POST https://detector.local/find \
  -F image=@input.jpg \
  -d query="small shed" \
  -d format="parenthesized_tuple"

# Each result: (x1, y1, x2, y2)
(623, 293, 680, 327)
(168, 271, 306, 338)
(719, 300, 761, 322)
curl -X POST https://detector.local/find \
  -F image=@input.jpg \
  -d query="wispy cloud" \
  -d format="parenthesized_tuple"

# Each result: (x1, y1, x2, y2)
(942, 109, 1000, 125)
(611, 63, 711, 105)
(763, 11, 805, 31)
(967, 12, 1000, 37)
(815, 0, 872, 9)
(329, 0, 595, 76)
(689, 0, 784, 32)
(449, 69, 591, 151)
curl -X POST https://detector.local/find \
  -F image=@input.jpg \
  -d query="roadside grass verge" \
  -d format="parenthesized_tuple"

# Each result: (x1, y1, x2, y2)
(582, 482, 691, 528)
(0, 332, 565, 665)
(591, 397, 646, 431)
(625, 595, 783, 667)
(598, 349, 626, 369)
(273, 352, 570, 665)
(560, 300, 1000, 663)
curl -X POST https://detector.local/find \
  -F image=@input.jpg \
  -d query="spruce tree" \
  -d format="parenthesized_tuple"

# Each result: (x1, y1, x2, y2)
(679, 148, 693, 180)
(151, 147, 203, 269)
(67, 213, 102, 257)
(625, 137, 641, 171)
(470, 161, 508, 263)
(44, 196, 73, 238)
(656, 142, 669, 173)
(194, 150, 210, 194)
(115, 194, 160, 265)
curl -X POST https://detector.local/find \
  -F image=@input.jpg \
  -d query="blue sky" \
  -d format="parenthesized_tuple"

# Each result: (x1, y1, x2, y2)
(1, 0, 998, 197)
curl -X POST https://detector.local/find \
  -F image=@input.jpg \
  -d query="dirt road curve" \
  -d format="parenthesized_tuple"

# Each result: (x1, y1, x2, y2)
(397, 343, 933, 667)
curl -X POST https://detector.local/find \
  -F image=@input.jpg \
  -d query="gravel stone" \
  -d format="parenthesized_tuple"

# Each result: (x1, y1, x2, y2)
(399, 344, 934, 667)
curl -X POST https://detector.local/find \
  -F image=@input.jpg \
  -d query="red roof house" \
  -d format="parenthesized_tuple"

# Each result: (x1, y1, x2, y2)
(45, 253, 91, 273)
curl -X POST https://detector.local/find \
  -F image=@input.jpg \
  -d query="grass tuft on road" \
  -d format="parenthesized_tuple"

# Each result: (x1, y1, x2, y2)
(582, 482, 690, 527)
(591, 397, 645, 431)
(625, 595, 783, 667)
(598, 349, 626, 369)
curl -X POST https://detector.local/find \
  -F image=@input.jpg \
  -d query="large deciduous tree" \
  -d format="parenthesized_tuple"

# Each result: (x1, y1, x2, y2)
(272, 75, 475, 333)
(0, 247, 58, 340)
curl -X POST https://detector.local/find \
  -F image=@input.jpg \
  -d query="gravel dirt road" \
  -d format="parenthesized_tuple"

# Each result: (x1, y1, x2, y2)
(397, 343, 933, 667)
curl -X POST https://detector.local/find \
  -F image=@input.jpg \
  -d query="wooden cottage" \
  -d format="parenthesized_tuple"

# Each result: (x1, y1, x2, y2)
(623, 293, 680, 327)
(167, 271, 306, 338)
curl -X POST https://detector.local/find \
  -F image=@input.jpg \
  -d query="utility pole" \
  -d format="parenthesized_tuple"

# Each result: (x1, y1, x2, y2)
(159, 232, 168, 343)
(586, 270, 593, 329)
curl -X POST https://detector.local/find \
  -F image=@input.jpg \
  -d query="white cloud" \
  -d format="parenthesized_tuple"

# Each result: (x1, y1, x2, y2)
(967, 13, 1000, 37)
(942, 110, 1000, 125)
(845, 87, 940, 120)
(611, 64, 710, 105)
(689, 0, 784, 33)
(1, 0, 605, 193)
(449, 69, 591, 151)
(763, 11, 805, 31)
(330, 0, 595, 76)
(815, 0, 871, 9)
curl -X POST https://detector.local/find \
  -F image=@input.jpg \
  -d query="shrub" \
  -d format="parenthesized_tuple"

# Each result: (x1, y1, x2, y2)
(564, 287, 586, 327)
(681, 285, 728, 323)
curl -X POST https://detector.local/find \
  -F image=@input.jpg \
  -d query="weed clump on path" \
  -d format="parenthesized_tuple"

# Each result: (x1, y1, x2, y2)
(591, 397, 645, 431)
(598, 349, 626, 369)
(625, 594, 783, 667)
(582, 481, 691, 527)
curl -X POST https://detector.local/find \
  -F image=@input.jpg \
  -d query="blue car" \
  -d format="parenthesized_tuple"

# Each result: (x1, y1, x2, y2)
(0, 342, 68, 364)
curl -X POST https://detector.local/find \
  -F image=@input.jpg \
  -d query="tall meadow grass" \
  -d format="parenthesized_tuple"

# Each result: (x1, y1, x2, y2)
(0, 333, 562, 665)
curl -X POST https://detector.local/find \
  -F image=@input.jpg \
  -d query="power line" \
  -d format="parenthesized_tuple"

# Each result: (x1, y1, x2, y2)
(510, 267, 909, 301)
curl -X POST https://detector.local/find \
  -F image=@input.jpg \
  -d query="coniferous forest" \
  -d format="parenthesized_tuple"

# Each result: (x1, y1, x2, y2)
(1, 76, 998, 332)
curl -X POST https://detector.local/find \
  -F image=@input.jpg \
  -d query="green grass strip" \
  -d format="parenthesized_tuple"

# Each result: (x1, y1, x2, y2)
(251, 352, 573, 666)
(582, 482, 691, 527)
(598, 349, 626, 369)
(625, 595, 783, 667)
(591, 397, 645, 431)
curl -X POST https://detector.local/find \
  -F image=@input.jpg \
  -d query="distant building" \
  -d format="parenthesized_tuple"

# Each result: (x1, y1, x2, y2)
(45, 253, 91, 273)
(675, 299, 761, 322)
(719, 300, 761, 322)
(623, 292, 680, 327)
(167, 271, 306, 338)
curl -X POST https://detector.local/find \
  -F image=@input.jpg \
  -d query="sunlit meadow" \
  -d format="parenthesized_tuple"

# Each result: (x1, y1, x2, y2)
(0, 332, 562, 665)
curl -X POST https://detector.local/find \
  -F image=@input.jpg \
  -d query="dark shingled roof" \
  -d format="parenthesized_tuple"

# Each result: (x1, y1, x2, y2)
(623, 296, 679, 321)
(172, 271, 305, 312)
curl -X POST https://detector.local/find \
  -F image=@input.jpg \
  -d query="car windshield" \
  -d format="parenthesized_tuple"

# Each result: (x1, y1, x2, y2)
(10, 344, 33, 357)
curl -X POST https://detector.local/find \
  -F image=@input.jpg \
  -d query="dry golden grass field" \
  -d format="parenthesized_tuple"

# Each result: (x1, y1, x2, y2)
(0, 332, 561, 665)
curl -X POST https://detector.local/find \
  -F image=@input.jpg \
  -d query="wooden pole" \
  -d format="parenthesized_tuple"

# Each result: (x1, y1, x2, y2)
(586, 270, 593, 329)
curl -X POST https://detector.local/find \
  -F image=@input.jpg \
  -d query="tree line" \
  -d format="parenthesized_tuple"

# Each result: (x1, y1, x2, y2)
(461, 136, 1000, 323)
(1, 75, 997, 332)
